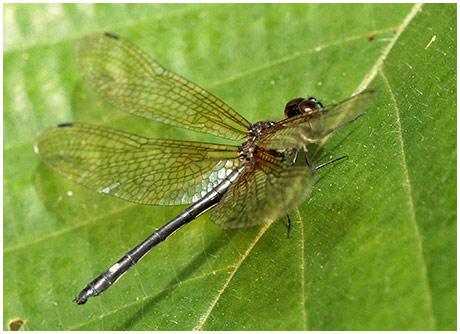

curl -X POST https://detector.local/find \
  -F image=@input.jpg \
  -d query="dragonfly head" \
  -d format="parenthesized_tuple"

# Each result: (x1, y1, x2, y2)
(284, 97, 323, 118)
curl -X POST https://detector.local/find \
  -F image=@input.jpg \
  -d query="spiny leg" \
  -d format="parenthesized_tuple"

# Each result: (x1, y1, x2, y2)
(286, 148, 346, 239)
(289, 149, 299, 167)
(315, 155, 348, 170)
(302, 144, 313, 169)
(286, 213, 292, 239)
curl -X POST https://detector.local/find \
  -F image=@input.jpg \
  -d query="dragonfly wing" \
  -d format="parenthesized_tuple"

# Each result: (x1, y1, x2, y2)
(211, 152, 316, 229)
(258, 90, 377, 151)
(35, 123, 240, 205)
(76, 33, 251, 141)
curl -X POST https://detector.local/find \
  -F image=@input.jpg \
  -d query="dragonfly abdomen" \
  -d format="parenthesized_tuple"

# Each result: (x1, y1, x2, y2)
(73, 162, 247, 304)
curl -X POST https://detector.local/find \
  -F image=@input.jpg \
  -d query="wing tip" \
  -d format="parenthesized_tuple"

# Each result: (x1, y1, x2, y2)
(360, 88, 378, 98)
(364, 88, 378, 93)
(58, 122, 74, 128)
(104, 32, 120, 40)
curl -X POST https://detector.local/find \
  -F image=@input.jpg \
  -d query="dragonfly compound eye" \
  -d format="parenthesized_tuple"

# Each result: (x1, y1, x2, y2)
(308, 97, 323, 110)
(308, 97, 323, 109)
(299, 98, 323, 113)
(284, 98, 306, 118)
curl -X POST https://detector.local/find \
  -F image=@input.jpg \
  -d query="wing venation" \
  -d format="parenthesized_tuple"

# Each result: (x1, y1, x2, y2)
(258, 90, 377, 150)
(211, 152, 316, 228)
(35, 123, 240, 205)
(76, 33, 251, 141)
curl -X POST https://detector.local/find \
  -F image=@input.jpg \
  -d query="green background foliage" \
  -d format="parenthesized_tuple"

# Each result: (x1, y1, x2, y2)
(4, 3, 456, 330)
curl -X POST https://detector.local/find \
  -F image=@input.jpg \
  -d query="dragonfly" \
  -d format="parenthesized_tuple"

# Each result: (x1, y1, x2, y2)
(34, 32, 377, 305)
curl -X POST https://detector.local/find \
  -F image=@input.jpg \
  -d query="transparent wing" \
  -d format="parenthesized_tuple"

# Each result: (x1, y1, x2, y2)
(76, 33, 251, 141)
(258, 90, 377, 151)
(211, 152, 316, 229)
(34, 123, 240, 206)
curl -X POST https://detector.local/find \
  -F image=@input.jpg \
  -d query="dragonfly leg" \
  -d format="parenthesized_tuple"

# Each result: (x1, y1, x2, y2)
(286, 213, 292, 239)
(289, 149, 299, 166)
(315, 155, 349, 170)
(302, 144, 313, 168)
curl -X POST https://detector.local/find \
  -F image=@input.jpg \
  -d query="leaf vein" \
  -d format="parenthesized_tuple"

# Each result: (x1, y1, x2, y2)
(4, 202, 135, 253)
(354, 3, 424, 94)
(68, 264, 235, 330)
(193, 222, 273, 330)
(296, 207, 308, 330)
(379, 69, 436, 329)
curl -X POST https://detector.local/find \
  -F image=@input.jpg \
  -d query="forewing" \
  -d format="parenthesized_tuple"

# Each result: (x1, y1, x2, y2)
(35, 123, 240, 206)
(76, 33, 251, 141)
(211, 153, 316, 229)
(258, 90, 377, 150)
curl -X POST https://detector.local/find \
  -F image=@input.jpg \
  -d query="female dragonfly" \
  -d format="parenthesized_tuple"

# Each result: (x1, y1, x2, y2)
(35, 32, 377, 304)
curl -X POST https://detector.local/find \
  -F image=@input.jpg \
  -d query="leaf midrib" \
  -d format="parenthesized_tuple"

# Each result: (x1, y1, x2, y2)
(380, 69, 436, 329)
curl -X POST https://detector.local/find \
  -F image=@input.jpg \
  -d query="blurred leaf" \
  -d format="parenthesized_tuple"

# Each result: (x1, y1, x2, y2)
(4, 3, 455, 330)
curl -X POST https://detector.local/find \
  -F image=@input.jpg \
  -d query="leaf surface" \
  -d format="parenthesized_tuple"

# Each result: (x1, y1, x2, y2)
(4, 3, 456, 330)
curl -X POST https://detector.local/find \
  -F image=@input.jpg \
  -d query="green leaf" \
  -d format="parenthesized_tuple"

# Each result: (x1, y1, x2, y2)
(4, 3, 456, 330)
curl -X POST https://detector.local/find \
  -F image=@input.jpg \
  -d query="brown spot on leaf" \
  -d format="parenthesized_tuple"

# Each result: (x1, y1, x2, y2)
(8, 318, 27, 331)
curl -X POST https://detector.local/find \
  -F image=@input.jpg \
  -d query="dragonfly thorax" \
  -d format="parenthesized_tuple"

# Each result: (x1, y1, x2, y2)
(238, 121, 277, 162)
